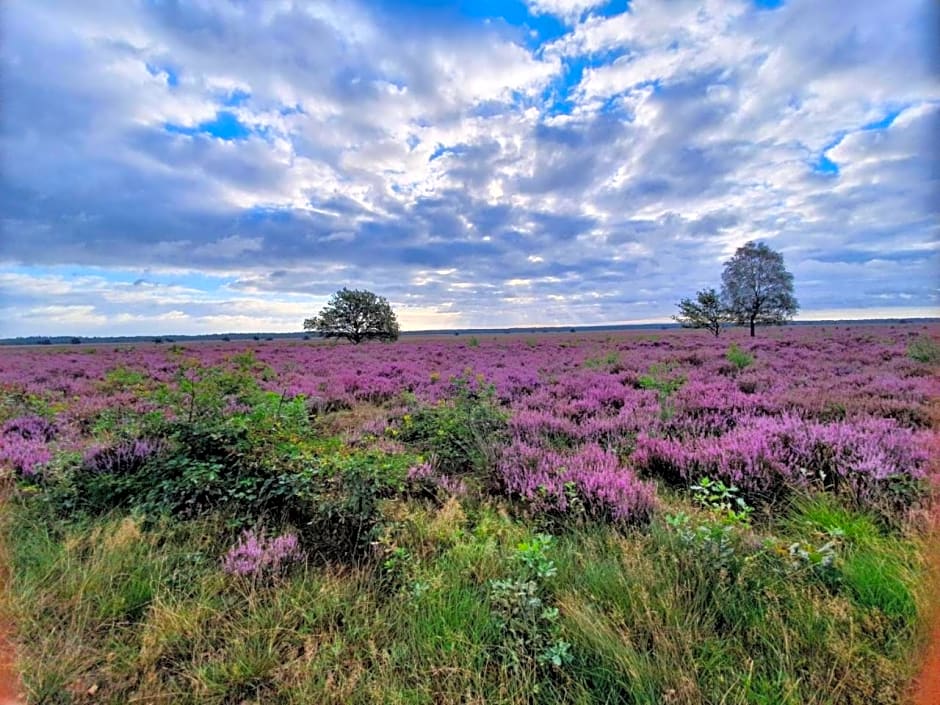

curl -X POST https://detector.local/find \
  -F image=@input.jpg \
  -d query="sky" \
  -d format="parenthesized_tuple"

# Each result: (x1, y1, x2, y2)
(0, 0, 938, 337)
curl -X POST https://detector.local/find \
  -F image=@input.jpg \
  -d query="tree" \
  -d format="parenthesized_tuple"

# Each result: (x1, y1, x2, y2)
(720, 241, 798, 337)
(304, 288, 400, 344)
(674, 288, 726, 337)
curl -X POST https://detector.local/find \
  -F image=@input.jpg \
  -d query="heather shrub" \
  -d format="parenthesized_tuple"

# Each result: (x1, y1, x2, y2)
(499, 441, 656, 526)
(82, 438, 165, 475)
(2, 415, 57, 442)
(633, 415, 929, 514)
(404, 461, 468, 500)
(0, 415, 57, 477)
(0, 436, 52, 477)
(222, 530, 304, 578)
(65, 438, 168, 513)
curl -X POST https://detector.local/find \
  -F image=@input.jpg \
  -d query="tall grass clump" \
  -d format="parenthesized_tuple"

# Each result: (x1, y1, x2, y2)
(907, 334, 940, 363)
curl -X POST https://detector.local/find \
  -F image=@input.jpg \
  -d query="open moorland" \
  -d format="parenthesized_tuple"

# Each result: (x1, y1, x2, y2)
(1, 324, 938, 704)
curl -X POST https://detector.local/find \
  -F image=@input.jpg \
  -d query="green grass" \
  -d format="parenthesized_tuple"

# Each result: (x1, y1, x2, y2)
(0, 490, 929, 704)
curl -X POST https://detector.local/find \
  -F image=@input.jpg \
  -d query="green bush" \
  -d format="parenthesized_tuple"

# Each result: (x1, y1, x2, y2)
(288, 449, 414, 561)
(637, 362, 685, 420)
(725, 343, 754, 372)
(907, 335, 940, 364)
(489, 534, 572, 671)
(583, 351, 619, 369)
(398, 375, 508, 482)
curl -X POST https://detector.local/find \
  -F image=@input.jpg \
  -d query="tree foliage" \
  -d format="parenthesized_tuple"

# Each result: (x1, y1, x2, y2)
(674, 288, 726, 337)
(721, 242, 798, 337)
(304, 288, 400, 344)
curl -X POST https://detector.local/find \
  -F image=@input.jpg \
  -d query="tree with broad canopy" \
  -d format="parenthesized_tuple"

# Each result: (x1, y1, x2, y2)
(304, 288, 400, 344)
(721, 242, 798, 337)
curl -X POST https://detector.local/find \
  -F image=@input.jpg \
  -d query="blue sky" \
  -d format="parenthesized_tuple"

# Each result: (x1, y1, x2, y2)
(0, 0, 937, 336)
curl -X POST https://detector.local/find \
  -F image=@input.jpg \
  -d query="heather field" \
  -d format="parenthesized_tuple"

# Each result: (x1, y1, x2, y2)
(1, 324, 938, 704)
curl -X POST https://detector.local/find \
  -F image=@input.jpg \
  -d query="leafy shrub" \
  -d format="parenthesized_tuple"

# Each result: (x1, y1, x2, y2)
(488, 534, 572, 670)
(786, 538, 840, 583)
(907, 335, 940, 363)
(690, 476, 752, 525)
(151, 355, 269, 425)
(664, 512, 742, 577)
(637, 362, 685, 397)
(583, 351, 619, 369)
(100, 366, 147, 392)
(397, 375, 508, 482)
(288, 450, 414, 560)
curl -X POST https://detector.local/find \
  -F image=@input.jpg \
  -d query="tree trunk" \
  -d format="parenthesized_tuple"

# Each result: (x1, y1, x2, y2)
(749, 317, 756, 337)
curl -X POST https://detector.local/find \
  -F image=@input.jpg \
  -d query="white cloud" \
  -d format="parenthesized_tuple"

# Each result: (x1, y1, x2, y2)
(0, 0, 937, 336)
(526, 0, 609, 24)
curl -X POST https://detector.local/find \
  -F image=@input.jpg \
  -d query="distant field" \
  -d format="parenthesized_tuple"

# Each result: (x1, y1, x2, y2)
(0, 324, 937, 704)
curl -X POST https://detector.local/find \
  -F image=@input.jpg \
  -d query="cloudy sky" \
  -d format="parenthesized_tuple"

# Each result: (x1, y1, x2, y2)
(1, 0, 938, 336)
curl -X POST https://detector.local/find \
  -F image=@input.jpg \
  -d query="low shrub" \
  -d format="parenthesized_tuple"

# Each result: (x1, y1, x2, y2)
(499, 441, 657, 526)
(489, 534, 572, 671)
(397, 375, 508, 482)
(222, 530, 304, 578)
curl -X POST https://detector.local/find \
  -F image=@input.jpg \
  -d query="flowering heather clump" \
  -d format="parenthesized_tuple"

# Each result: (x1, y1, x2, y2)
(2, 415, 57, 442)
(633, 414, 930, 504)
(500, 441, 656, 525)
(0, 437, 52, 477)
(0, 415, 57, 476)
(406, 461, 435, 482)
(436, 474, 468, 497)
(82, 438, 164, 475)
(222, 530, 304, 577)
(405, 462, 469, 497)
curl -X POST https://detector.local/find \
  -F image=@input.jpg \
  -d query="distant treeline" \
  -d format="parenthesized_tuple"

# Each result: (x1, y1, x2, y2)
(1, 318, 935, 346)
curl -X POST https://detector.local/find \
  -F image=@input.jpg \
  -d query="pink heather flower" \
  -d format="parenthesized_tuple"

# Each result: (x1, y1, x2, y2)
(436, 474, 468, 497)
(0, 437, 52, 477)
(498, 440, 657, 525)
(406, 462, 435, 481)
(0, 415, 58, 477)
(222, 530, 304, 577)
(82, 438, 164, 474)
